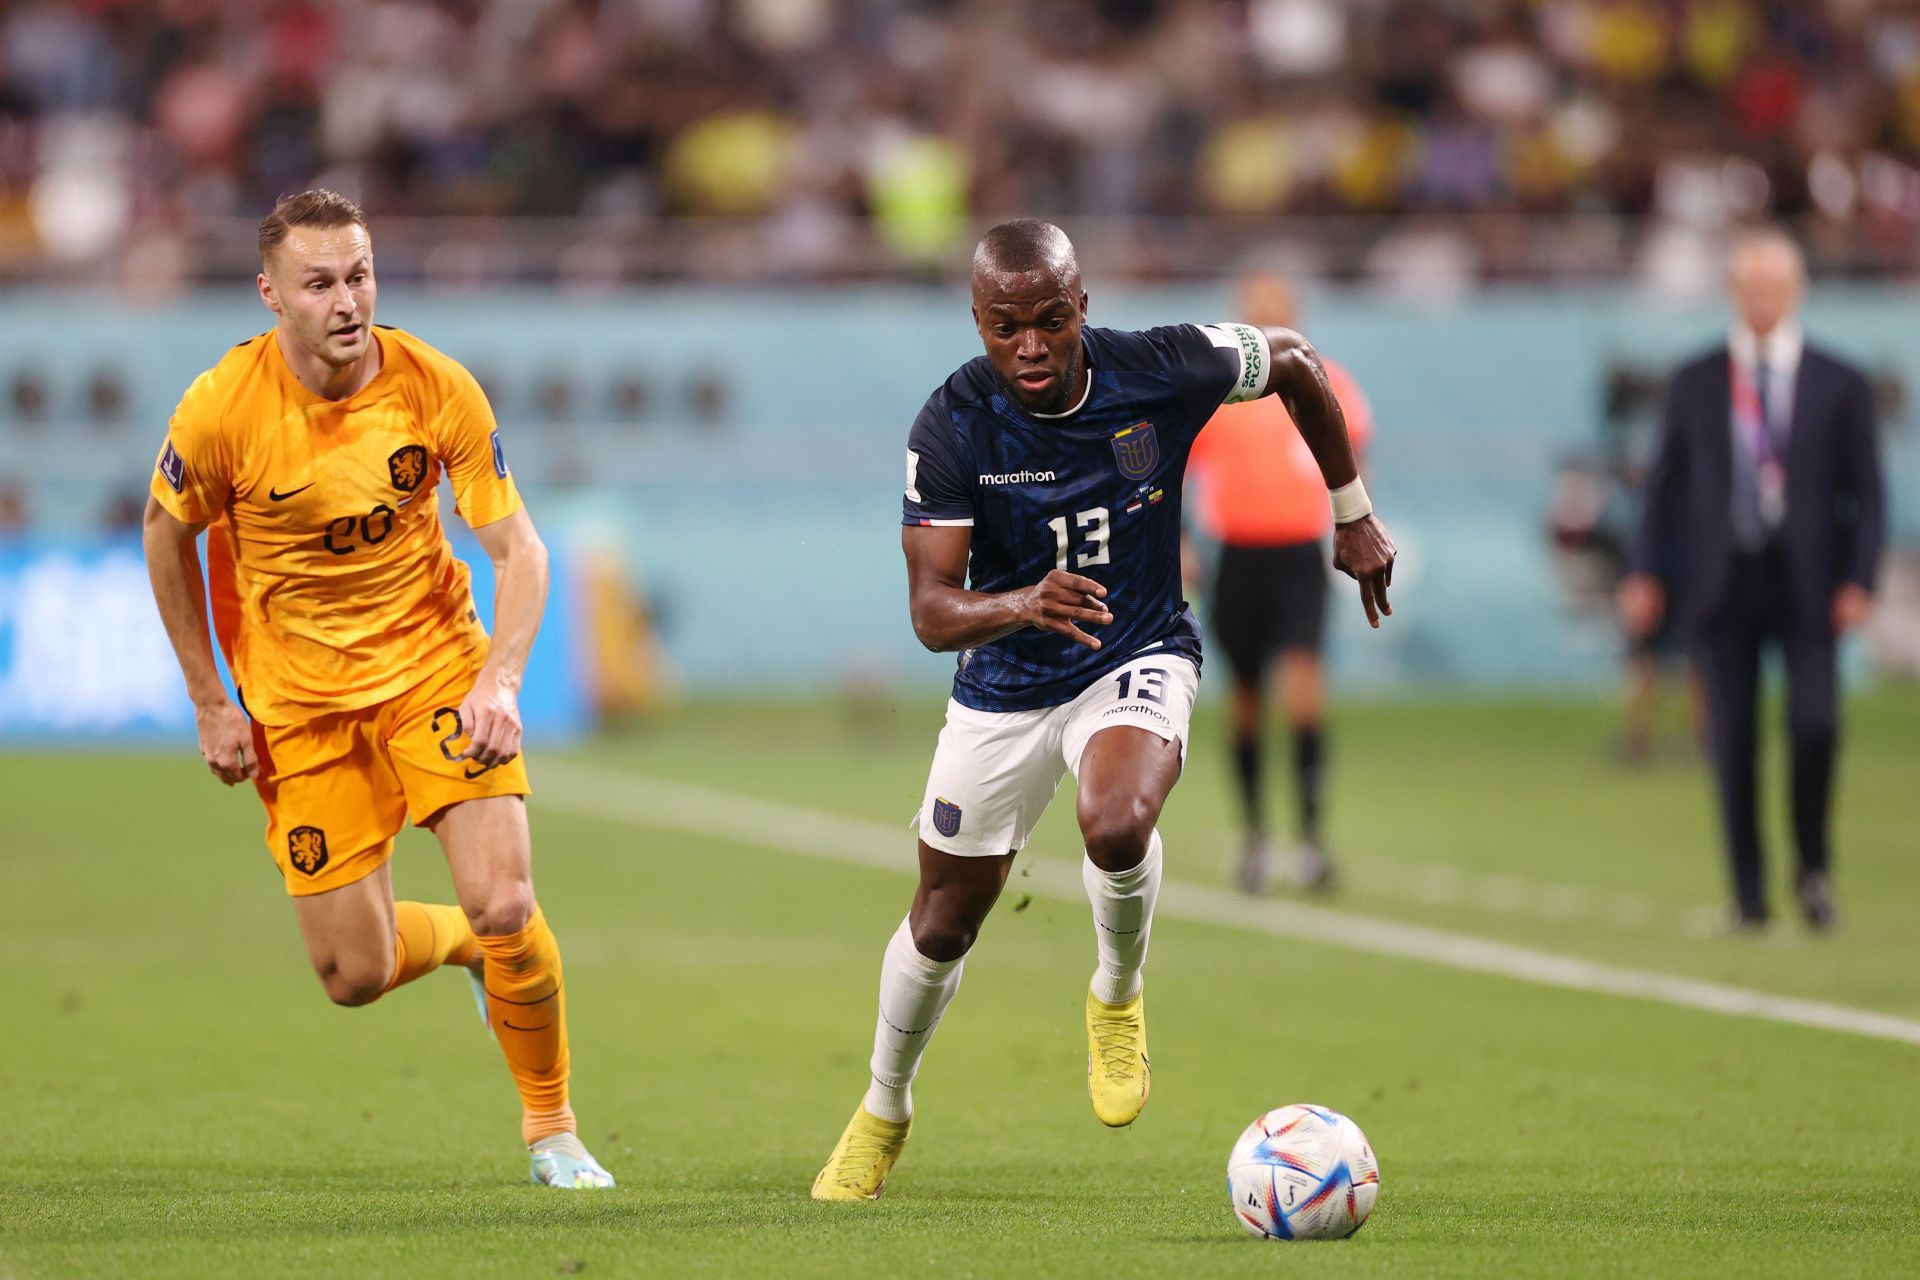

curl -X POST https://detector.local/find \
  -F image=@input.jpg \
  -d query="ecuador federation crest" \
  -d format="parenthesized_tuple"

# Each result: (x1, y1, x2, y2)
(1111, 421, 1159, 480)
(287, 825, 329, 877)
(387, 444, 429, 493)
(931, 797, 963, 839)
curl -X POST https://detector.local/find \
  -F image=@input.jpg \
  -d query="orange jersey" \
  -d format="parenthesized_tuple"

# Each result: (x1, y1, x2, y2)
(1187, 357, 1373, 546)
(150, 326, 523, 725)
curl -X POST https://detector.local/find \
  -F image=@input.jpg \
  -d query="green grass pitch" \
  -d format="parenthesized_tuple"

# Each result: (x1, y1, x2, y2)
(5, 692, 1918, 1277)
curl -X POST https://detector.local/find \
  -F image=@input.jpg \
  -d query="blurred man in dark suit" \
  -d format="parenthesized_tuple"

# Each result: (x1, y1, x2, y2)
(1621, 228, 1884, 931)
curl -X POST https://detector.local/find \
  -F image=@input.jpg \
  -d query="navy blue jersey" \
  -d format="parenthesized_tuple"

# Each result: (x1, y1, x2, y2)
(903, 322, 1271, 712)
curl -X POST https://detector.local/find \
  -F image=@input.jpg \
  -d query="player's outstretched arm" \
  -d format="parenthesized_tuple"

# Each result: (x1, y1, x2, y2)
(462, 508, 549, 769)
(141, 497, 254, 785)
(903, 524, 1113, 653)
(1261, 327, 1397, 628)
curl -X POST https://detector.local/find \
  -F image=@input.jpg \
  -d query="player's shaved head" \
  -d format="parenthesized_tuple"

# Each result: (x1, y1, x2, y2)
(972, 219, 1081, 295)
(969, 220, 1091, 415)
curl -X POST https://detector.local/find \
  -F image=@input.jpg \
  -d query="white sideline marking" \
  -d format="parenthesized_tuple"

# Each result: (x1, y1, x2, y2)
(1212, 838, 1727, 940)
(533, 760, 1920, 1049)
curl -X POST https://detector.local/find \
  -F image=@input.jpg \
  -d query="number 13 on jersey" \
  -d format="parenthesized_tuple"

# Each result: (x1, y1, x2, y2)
(1049, 506, 1110, 571)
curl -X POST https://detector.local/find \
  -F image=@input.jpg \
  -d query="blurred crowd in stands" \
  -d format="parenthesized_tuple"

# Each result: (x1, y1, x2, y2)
(3, 0, 1919, 285)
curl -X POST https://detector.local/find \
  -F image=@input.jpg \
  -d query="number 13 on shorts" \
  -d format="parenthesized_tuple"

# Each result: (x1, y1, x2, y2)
(1116, 667, 1167, 704)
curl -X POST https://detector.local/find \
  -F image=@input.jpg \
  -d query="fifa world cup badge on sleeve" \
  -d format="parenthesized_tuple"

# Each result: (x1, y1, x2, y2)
(491, 430, 509, 477)
(932, 797, 963, 838)
(159, 441, 186, 492)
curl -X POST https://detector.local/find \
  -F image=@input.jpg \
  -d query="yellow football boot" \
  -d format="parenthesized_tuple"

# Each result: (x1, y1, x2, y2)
(810, 1104, 911, 1201)
(1086, 987, 1150, 1127)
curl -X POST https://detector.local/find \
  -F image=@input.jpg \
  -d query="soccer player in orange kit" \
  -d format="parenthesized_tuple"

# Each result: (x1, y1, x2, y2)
(141, 191, 613, 1189)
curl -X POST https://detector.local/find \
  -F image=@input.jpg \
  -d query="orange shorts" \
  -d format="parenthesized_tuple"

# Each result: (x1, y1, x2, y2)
(249, 652, 532, 897)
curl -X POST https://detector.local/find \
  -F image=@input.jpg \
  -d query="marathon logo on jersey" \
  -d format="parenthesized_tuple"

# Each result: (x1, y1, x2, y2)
(1111, 421, 1159, 480)
(388, 444, 429, 493)
(490, 430, 509, 478)
(158, 441, 186, 492)
(931, 797, 963, 838)
(977, 469, 1057, 485)
(287, 826, 329, 877)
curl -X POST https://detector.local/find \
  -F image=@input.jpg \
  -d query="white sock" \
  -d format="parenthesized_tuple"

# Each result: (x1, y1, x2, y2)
(1085, 828, 1163, 1005)
(862, 916, 964, 1122)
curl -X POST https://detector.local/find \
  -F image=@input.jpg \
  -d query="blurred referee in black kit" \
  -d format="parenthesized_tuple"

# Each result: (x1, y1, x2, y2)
(1186, 274, 1374, 893)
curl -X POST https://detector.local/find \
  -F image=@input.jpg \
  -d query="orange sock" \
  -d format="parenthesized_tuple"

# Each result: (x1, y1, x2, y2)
(384, 901, 478, 994)
(475, 904, 575, 1145)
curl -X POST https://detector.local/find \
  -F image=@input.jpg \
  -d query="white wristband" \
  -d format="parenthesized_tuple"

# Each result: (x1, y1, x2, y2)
(1329, 478, 1372, 525)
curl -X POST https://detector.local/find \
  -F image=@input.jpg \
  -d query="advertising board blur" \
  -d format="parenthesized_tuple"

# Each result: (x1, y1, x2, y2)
(0, 533, 588, 744)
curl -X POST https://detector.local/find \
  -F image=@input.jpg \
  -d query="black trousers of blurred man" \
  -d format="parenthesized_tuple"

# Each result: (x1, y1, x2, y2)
(1630, 343, 1882, 927)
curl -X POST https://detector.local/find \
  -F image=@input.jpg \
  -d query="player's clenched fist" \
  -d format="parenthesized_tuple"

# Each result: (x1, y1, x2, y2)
(458, 673, 524, 768)
(195, 698, 255, 785)
(1017, 569, 1113, 650)
(1332, 514, 1397, 629)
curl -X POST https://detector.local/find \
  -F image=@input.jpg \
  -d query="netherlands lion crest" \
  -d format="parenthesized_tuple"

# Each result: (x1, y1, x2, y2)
(287, 825, 329, 877)
(387, 444, 429, 493)
(1111, 421, 1159, 480)
(931, 797, 963, 838)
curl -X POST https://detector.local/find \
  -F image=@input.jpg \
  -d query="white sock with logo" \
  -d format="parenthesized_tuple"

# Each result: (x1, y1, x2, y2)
(862, 916, 965, 1123)
(1085, 828, 1163, 1005)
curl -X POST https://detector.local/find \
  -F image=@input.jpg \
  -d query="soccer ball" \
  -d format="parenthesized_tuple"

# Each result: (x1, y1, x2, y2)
(1227, 1104, 1380, 1240)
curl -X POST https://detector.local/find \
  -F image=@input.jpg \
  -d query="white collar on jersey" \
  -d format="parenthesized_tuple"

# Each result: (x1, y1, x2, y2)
(1027, 345, 1095, 419)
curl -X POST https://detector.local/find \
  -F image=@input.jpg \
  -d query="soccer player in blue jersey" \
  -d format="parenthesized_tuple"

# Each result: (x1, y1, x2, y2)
(811, 220, 1397, 1200)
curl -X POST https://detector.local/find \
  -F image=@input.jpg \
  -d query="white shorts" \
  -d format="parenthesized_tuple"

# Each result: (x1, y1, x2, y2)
(916, 652, 1200, 858)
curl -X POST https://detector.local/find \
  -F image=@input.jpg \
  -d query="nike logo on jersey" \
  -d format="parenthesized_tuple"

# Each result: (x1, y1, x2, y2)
(268, 483, 315, 502)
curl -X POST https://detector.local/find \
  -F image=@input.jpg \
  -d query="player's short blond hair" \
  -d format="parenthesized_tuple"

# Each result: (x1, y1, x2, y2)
(259, 190, 368, 266)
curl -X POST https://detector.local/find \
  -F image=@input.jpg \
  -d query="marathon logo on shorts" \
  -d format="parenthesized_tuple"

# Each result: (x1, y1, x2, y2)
(1111, 421, 1159, 480)
(287, 825, 329, 877)
(158, 441, 185, 492)
(490, 430, 509, 478)
(931, 797, 963, 838)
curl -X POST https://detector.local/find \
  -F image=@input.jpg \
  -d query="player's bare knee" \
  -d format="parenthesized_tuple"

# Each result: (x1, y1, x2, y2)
(908, 895, 987, 962)
(465, 882, 535, 937)
(316, 957, 389, 1007)
(1079, 797, 1155, 872)
(909, 917, 976, 963)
